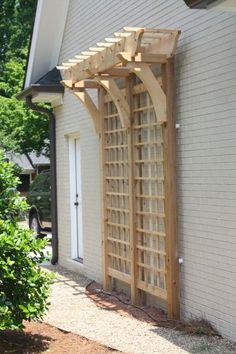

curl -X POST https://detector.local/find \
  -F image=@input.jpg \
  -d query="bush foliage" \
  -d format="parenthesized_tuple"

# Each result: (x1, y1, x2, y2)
(0, 152, 54, 330)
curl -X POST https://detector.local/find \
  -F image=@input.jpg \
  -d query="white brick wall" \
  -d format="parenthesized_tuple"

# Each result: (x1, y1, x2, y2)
(55, 0, 236, 341)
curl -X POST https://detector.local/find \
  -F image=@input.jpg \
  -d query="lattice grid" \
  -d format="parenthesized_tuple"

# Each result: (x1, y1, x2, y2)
(102, 83, 167, 301)
(104, 101, 131, 280)
(133, 90, 167, 300)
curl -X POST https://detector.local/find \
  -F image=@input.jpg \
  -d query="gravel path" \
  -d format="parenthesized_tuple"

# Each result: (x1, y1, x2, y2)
(44, 265, 236, 354)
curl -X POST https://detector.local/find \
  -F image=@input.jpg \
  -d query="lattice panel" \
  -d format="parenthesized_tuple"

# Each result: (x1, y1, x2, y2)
(133, 90, 167, 300)
(103, 100, 131, 282)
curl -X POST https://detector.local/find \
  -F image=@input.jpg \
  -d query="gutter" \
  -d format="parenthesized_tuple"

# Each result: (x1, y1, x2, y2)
(183, 0, 219, 8)
(25, 96, 58, 265)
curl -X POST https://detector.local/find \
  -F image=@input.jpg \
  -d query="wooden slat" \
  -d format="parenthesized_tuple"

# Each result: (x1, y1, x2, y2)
(106, 192, 129, 196)
(137, 262, 166, 273)
(135, 177, 164, 181)
(104, 144, 128, 149)
(133, 122, 161, 129)
(135, 194, 164, 200)
(99, 87, 110, 290)
(127, 75, 139, 304)
(134, 159, 163, 164)
(108, 253, 130, 262)
(104, 128, 126, 134)
(136, 228, 166, 237)
(108, 267, 131, 283)
(104, 113, 119, 118)
(136, 245, 166, 256)
(107, 222, 130, 229)
(107, 237, 130, 245)
(163, 58, 180, 319)
(105, 177, 129, 180)
(105, 161, 129, 165)
(106, 207, 129, 213)
(134, 141, 163, 147)
(137, 280, 167, 300)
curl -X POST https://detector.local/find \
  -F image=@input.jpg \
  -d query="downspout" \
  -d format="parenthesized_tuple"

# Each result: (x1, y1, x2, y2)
(25, 96, 58, 264)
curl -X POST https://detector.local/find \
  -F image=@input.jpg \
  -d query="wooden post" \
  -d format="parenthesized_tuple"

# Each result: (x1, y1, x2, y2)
(126, 75, 139, 304)
(98, 87, 111, 290)
(163, 58, 180, 319)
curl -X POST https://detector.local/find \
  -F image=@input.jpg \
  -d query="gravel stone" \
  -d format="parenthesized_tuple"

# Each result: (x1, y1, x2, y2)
(44, 265, 236, 354)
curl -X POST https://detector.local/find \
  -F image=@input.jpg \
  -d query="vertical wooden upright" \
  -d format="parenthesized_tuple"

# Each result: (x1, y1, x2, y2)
(126, 76, 139, 304)
(163, 58, 180, 319)
(98, 87, 110, 290)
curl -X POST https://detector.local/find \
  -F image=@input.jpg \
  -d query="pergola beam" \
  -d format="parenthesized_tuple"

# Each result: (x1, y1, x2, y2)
(117, 52, 168, 64)
(74, 80, 100, 89)
(59, 28, 180, 87)
(100, 67, 130, 77)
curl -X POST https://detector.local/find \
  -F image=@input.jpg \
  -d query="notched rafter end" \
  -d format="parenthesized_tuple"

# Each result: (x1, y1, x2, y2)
(60, 79, 73, 88)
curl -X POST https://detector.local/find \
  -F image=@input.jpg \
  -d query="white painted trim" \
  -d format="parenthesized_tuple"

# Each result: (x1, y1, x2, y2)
(25, 0, 43, 87)
(59, 258, 84, 274)
(209, 0, 236, 11)
(69, 136, 84, 261)
(75, 138, 84, 260)
(65, 131, 81, 139)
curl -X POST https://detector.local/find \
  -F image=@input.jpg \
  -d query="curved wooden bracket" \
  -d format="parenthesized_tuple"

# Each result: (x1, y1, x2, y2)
(73, 90, 100, 134)
(127, 62, 166, 123)
(95, 77, 130, 128)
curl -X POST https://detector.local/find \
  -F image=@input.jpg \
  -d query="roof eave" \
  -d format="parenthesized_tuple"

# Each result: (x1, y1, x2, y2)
(16, 85, 64, 107)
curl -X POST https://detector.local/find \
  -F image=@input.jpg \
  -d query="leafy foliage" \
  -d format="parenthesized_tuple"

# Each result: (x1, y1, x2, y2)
(0, 0, 50, 156)
(0, 0, 37, 69)
(0, 153, 27, 221)
(0, 151, 54, 330)
(0, 97, 49, 156)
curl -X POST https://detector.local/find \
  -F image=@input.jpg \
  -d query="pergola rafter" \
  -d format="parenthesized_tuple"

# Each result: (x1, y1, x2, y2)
(58, 26, 181, 320)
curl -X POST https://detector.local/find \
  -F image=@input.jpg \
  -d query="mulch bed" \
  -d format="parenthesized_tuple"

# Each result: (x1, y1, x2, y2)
(0, 321, 119, 354)
(85, 281, 221, 337)
(86, 281, 167, 325)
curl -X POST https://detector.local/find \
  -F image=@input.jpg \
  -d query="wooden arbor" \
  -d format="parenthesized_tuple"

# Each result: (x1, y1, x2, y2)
(58, 27, 181, 319)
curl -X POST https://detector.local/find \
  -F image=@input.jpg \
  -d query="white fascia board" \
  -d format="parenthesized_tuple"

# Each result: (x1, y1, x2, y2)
(25, 0, 69, 88)
(209, 0, 236, 10)
(32, 92, 63, 108)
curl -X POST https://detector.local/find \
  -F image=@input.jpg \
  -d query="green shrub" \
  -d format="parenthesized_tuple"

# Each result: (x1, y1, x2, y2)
(0, 153, 27, 222)
(0, 151, 54, 330)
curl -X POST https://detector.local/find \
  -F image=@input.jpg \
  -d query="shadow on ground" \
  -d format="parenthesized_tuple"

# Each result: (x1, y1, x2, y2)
(0, 328, 53, 353)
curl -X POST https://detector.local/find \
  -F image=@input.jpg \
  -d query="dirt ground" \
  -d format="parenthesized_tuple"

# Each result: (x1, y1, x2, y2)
(0, 321, 119, 354)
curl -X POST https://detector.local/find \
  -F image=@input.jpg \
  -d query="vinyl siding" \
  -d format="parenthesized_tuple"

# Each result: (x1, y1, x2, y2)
(55, 0, 236, 341)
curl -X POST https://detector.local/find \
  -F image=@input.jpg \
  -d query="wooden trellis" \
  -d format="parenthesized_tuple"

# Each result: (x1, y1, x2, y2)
(58, 27, 180, 319)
